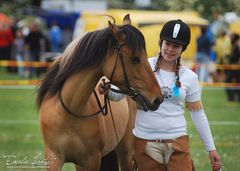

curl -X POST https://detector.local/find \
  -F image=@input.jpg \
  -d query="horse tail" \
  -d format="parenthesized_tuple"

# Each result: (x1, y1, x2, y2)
(100, 150, 119, 171)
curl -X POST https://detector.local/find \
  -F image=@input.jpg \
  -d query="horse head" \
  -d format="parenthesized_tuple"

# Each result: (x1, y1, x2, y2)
(103, 14, 163, 111)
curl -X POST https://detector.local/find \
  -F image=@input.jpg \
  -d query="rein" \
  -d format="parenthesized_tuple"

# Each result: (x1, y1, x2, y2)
(59, 89, 109, 118)
(59, 42, 147, 119)
(58, 43, 138, 119)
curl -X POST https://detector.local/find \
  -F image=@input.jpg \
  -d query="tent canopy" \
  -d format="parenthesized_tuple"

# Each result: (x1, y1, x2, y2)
(108, 9, 208, 27)
(75, 9, 209, 59)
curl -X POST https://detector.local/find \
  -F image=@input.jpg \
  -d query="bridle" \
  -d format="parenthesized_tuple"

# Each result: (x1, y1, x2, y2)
(108, 44, 148, 110)
(59, 42, 147, 119)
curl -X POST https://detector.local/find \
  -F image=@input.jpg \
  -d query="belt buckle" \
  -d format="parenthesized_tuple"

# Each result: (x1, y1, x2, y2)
(155, 139, 163, 143)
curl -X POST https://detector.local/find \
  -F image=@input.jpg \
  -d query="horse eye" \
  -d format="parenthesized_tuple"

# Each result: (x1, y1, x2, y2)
(131, 56, 140, 64)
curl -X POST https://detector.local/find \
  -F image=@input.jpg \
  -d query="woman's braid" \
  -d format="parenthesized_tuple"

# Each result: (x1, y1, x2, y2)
(175, 56, 181, 87)
(154, 52, 162, 72)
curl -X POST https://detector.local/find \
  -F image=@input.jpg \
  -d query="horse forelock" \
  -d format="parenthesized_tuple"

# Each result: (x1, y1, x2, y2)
(120, 25, 146, 54)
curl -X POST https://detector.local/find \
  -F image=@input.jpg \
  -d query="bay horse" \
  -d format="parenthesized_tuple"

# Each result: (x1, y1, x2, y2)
(37, 14, 163, 171)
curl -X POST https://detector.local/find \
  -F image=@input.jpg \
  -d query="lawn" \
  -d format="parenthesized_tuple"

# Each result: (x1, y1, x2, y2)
(0, 84, 239, 170)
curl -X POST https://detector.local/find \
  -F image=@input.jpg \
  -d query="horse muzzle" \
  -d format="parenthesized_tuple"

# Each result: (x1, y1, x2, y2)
(132, 93, 163, 111)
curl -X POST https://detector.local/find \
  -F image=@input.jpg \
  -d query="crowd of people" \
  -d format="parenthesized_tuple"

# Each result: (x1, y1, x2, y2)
(195, 12, 240, 102)
(0, 18, 72, 78)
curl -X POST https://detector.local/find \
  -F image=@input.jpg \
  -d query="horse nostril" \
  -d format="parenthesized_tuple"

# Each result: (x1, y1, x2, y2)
(151, 97, 163, 110)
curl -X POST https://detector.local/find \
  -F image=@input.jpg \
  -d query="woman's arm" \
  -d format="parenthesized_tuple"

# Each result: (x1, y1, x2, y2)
(98, 83, 126, 102)
(187, 101, 221, 171)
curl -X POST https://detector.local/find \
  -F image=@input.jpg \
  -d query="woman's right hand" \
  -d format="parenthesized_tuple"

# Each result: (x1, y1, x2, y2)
(98, 82, 110, 95)
(209, 150, 221, 171)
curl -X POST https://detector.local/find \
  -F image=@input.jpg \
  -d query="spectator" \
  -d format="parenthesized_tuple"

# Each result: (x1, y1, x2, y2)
(49, 21, 62, 52)
(0, 22, 14, 72)
(196, 25, 212, 82)
(214, 30, 232, 82)
(215, 30, 231, 65)
(13, 28, 25, 78)
(25, 22, 44, 78)
(62, 26, 72, 49)
(225, 33, 240, 102)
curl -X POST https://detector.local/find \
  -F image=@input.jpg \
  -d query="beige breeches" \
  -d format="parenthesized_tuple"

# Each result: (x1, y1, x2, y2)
(145, 141, 174, 164)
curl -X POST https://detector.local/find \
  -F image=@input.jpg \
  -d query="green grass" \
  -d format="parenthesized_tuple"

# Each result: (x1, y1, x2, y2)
(0, 83, 239, 170)
(187, 89, 240, 171)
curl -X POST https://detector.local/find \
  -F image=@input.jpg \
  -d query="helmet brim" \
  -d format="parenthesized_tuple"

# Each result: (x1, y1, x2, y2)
(161, 37, 188, 46)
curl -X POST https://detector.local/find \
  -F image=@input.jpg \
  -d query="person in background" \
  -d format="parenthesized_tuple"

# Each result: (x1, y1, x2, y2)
(62, 26, 73, 49)
(49, 21, 62, 53)
(25, 22, 44, 78)
(13, 28, 25, 78)
(225, 33, 240, 102)
(98, 19, 221, 171)
(0, 22, 14, 72)
(214, 30, 232, 82)
(196, 25, 212, 82)
(215, 30, 231, 65)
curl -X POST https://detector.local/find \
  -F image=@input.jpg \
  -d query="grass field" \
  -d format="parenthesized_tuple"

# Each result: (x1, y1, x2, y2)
(0, 71, 240, 170)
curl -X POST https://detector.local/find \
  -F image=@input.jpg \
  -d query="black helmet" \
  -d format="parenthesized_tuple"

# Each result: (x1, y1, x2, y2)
(160, 19, 191, 46)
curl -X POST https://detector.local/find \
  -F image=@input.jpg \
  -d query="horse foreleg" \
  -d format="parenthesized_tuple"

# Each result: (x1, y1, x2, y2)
(45, 147, 64, 171)
(75, 164, 82, 171)
(116, 137, 134, 171)
(74, 153, 102, 171)
(116, 97, 137, 171)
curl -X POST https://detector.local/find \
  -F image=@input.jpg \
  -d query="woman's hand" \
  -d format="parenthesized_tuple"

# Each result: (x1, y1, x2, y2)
(209, 150, 221, 171)
(98, 80, 110, 95)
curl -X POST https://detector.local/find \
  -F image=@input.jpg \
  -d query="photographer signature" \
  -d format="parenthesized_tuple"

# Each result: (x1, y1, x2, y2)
(0, 153, 55, 168)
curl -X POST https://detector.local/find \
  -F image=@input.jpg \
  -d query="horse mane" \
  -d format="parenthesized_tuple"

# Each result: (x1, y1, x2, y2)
(37, 24, 146, 107)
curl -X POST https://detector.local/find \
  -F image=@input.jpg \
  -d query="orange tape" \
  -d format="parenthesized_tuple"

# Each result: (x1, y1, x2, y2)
(0, 60, 51, 67)
(0, 80, 39, 85)
(215, 64, 240, 70)
(200, 82, 240, 88)
(0, 80, 239, 88)
(1, 60, 240, 70)
(193, 63, 240, 70)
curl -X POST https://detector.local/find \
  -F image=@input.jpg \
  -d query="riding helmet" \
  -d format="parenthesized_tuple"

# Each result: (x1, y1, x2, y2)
(160, 19, 191, 47)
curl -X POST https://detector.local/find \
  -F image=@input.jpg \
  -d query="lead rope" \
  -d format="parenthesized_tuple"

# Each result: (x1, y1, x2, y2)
(107, 96, 119, 143)
(100, 78, 119, 143)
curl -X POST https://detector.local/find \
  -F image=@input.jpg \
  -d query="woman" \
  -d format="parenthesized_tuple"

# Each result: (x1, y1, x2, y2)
(99, 19, 221, 171)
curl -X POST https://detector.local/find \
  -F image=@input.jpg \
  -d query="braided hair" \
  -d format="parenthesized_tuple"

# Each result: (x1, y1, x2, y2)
(154, 52, 182, 88)
(175, 56, 181, 87)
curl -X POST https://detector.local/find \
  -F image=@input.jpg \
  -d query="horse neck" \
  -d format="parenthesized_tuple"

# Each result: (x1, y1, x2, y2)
(60, 67, 102, 114)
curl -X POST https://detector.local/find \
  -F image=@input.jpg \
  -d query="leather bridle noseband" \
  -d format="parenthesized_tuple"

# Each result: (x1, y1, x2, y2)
(59, 43, 147, 119)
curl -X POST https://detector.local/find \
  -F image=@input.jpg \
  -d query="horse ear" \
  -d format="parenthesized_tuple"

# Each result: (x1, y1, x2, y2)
(123, 14, 131, 25)
(108, 21, 126, 43)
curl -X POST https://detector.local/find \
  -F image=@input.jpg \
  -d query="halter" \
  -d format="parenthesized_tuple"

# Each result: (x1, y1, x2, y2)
(59, 42, 147, 119)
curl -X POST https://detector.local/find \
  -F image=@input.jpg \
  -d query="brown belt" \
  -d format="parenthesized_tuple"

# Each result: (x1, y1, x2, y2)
(135, 137, 176, 143)
(147, 139, 175, 143)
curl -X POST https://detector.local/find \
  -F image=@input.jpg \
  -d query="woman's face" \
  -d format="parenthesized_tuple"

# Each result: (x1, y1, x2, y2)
(161, 40, 183, 62)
